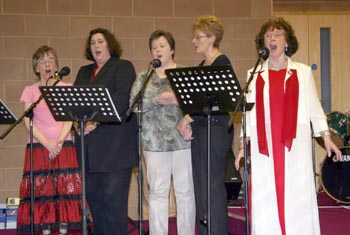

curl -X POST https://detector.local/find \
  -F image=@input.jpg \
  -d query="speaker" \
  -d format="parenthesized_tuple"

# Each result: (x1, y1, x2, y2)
(225, 151, 242, 201)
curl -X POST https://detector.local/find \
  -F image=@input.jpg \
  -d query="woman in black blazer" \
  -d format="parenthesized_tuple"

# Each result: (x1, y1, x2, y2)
(74, 28, 138, 235)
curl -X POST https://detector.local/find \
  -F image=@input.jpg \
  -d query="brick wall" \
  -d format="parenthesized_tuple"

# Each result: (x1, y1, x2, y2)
(0, 0, 271, 218)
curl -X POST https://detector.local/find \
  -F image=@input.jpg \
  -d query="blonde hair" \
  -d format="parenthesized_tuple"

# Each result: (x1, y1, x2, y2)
(192, 15, 224, 48)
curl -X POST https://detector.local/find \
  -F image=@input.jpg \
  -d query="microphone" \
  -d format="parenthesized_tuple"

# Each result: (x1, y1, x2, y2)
(150, 59, 161, 68)
(50, 66, 71, 79)
(258, 47, 269, 60)
(228, 48, 268, 128)
(126, 59, 161, 118)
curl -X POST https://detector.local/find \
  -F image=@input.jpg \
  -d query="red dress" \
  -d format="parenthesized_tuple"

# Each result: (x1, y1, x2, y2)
(16, 142, 83, 234)
(16, 83, 84, 234)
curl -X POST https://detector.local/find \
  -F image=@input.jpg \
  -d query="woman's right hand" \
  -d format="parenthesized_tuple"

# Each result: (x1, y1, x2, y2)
(234, 148, 244, 170)
(177, 114, 193, 141)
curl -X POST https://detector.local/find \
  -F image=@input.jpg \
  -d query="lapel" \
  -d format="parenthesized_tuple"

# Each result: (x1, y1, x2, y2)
(90, 56, 116, 83)
(258, 60, 269, 84)
(285, 57, 297, 83)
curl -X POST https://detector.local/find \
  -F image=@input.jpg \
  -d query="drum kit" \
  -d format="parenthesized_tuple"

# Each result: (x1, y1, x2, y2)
(317, 110, 350, 204)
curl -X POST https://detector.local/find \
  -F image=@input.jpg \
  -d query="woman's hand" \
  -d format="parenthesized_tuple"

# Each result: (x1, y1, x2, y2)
(83, 121, 99, 135)
(177, 114, 193, 141)
(235, 138, 250, 170)
(44, 140, 62, 160)
(235, 148, 244, 170)
(156, 90, 179, 105)
(75, 121, 99, 136)
(323, 135, 342, 161)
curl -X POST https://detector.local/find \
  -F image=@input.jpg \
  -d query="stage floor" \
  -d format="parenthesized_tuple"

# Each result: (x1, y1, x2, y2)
(0, 193, 348, 235)
(227, 192, 350, 235)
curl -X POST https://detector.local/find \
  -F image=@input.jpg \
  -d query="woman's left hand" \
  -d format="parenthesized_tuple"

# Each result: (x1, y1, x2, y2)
(323, 135, 342, 161)
(83, 121, 99, 135)
(48, 141, 63, 160)
(235, 149, 244, 170)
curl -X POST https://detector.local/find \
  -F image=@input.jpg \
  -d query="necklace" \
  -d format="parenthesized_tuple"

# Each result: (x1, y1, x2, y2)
(269, 59, 287, 71)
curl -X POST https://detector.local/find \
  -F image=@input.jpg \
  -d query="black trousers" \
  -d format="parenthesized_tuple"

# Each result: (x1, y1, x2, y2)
(191, 117, 233, 235)
(86, 168, 132, 235)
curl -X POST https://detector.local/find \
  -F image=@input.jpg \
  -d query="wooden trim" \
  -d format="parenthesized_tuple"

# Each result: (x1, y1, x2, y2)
(274, 1, 350, 14)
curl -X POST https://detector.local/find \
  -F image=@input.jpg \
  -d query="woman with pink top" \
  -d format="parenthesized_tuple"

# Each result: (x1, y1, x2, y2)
(16, 45, 83, 235)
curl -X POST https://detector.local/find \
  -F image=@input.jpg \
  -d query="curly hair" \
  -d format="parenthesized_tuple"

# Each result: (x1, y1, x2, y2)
(255, 17, 298, 57)
(192, 15, 224, 48)
(32, 45, 58, 78)
(84, 28, 122, 61)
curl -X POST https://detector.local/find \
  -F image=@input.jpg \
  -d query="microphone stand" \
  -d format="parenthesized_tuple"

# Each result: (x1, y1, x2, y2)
(127, 66, 157, 235)
(230, 56, 264, 235)
(1, 77, 61, 235)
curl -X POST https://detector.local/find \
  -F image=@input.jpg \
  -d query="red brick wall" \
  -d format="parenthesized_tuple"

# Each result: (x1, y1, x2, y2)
(0, 0, 272, 218)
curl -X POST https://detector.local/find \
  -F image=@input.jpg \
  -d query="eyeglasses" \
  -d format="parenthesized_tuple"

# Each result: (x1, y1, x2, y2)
(193, 35, 209, 40)
(38, 59, 56, 65)
(264, 32, 284, 39)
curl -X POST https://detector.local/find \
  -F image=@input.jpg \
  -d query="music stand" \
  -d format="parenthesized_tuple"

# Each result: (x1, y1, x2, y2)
(39, 85, 121, 235)
(0, 99, 17, 125)
(166, 64, 242, 235)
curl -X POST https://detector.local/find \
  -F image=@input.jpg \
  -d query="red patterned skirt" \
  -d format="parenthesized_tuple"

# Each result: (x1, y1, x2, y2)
(16, 141, 83, 233)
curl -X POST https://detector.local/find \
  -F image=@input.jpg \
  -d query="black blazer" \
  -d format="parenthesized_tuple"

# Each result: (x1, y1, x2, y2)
(74, 56, 139, 172)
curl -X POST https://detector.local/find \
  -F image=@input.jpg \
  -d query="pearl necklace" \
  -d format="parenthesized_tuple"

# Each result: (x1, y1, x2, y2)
(269, 59, 287, 71)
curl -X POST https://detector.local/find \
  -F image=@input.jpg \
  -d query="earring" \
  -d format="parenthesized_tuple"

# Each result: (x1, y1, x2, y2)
(285, 46, 288, 52)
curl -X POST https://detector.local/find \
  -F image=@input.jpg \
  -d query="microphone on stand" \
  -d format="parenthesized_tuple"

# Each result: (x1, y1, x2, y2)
(126, 59, 161, 118)
(150, 59, 162, 68)
(258, 47, 270, 60)
(49, 67, 71, 80)
(227, 47, 269, 128)
(227, 47, 270, 235)
(243, 47, 269, 92)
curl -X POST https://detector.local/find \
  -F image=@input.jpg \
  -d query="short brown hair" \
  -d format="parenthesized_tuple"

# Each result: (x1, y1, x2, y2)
(32, 45, 58, 78)
(148, 30, 176, 59)
(192, 15, 224, 48)
(84, 28, 123, 61)
(255, 16, 298, 57)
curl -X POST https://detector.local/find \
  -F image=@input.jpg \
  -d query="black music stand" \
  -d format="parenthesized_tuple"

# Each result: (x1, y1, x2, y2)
(166, 64, 242, 235)
(0, 99, 17, 125)
(39, 85, 121, 235)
